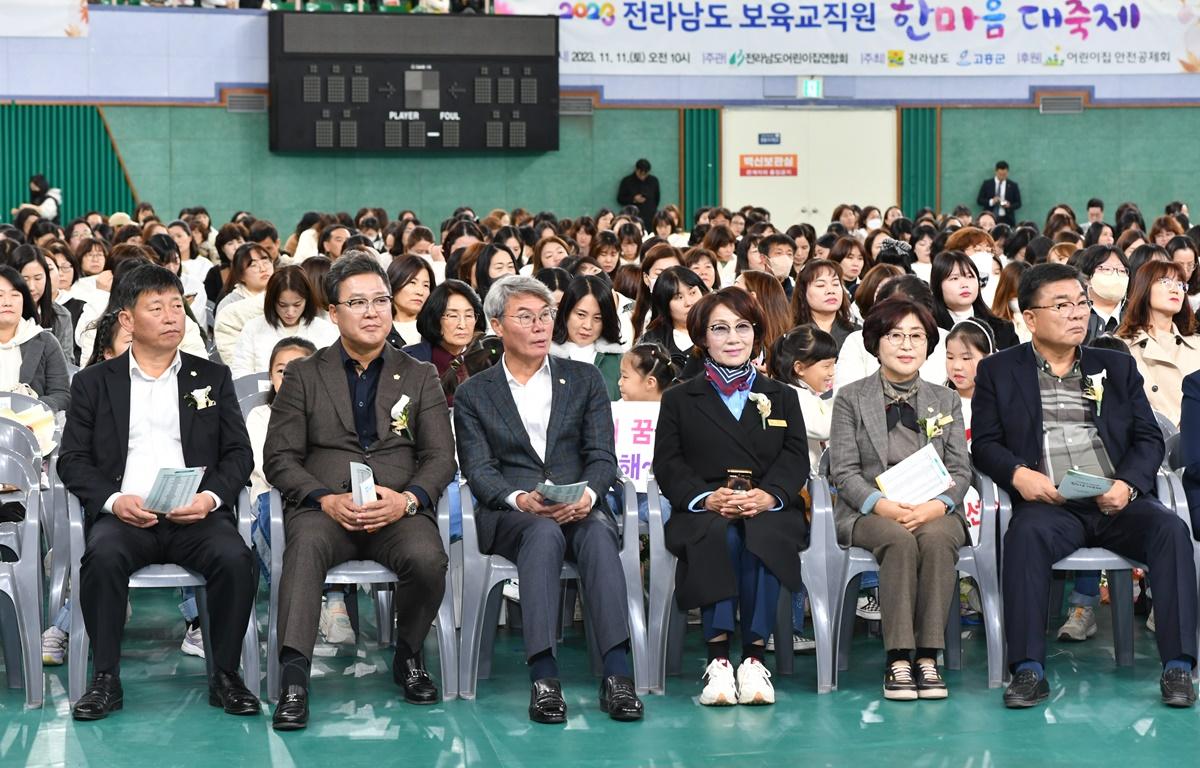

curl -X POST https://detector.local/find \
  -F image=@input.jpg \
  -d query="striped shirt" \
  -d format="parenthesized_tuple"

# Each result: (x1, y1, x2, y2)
(1033, 347, 1114, 485)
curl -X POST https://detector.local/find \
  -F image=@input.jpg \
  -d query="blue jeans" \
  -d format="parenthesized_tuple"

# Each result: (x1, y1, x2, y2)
(604, 487, 673, 524)
(1070, 570, 1101, 608)
(701, 522, 780, 644)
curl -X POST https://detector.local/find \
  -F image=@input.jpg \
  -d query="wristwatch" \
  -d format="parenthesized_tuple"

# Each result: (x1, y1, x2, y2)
(402, 492, 419, 517)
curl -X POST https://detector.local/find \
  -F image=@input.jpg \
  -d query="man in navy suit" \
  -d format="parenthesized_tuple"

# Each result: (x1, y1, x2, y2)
(454, 275, 643, 725)
(975, 160, 1022, 226)
(973, 262, 1197, 709)
(58, 264, 257, 721)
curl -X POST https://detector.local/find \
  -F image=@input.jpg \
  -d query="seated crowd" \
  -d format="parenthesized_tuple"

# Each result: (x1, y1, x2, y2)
(5, 188, 1200, 730)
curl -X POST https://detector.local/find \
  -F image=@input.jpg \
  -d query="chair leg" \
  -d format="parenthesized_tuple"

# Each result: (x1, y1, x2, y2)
(345, 586, 361, 639)
(802, 555, 835, 694)
(646, 554, 676, 693)
(665, 602, 686, 678)
(241, 595, 261, 697)
(67, 582, 89, 705)
(267, 564, 281, 702)
(435, 571, 458, 701)
(196, 588, 217, 683)
(0, 595, 22, 689)
(375, 586, 394, 648)
(456, 555, 493, 699)
(478, 582, 505, 680)
(774, 588, 794, 676)
(618, 535, 650, 694)
(1109, 569, 1135, 667)
(836, 575, 862, 674)
(944, 588, 962, 671)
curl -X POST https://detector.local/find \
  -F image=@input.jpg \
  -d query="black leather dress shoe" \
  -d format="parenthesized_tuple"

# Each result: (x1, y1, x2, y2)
(599, 675, 644, 722)
(1161, 668, 1197, 708)
(272, 685, 310, 731)
(209, 669, 261, 715)
(1003, 669, 1050, 708)
(394, 655, 439, 705)
(72, 672, 123, 721)
(528, 677, 567, 724)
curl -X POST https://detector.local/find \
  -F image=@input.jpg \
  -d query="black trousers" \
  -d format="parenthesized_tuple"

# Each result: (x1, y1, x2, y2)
(80, 511, 256, 675)
(1002, 497, 1198, 670)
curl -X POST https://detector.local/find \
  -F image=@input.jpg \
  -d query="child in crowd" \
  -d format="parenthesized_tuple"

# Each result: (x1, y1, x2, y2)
(612, 343, 677, 523)
(767, 326, 839, 654)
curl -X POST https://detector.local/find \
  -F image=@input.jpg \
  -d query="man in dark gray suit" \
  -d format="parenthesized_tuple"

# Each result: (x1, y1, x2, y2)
(264, 252, 457, 731)
(454, 275, 643, 725)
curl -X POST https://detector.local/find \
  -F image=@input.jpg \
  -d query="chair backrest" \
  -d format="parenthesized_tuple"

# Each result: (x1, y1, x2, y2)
(234, 372, 270, 400)
(0, 391, 49, 414)
(0, 418, 39, 466)
(1154, 410, 1179, 440)
(239, 389, 270, 420)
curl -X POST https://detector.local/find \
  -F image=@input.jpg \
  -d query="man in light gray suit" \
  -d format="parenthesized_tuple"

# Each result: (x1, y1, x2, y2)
(454, 275, 644, 725)
(264, 252, 457, 731)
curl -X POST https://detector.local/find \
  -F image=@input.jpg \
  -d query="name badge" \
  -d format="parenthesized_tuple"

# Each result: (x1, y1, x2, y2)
(767, 419, 787, 427)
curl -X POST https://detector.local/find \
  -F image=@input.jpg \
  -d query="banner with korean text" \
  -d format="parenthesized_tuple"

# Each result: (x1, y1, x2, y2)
(0, 0, 88, 37)
(497, 0, 1200, 75)
(612, 401, 659, 493)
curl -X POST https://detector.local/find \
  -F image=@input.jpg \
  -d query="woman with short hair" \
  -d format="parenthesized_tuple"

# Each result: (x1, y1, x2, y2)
(653, 288, 809, 708)
(829, 297, 971, 701)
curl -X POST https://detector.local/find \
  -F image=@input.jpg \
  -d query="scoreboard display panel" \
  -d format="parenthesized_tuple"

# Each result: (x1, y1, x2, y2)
(268, 12, 559, 152)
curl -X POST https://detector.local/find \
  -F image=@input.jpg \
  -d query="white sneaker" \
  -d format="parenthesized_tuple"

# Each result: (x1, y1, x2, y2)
(42, 626, 67, 665)
(736, 657, 775, 705)
(502, 579, 521, 603)
(181, 623, 205, 658)
(698, 658, 737, 706)
(320, 600, 357, 645)
(856, 591, 882, 621)
(1056, 606, 1098, 641)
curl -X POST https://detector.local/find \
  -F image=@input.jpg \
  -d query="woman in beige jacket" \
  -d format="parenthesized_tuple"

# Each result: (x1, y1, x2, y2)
(1116, 258, 1200, 426)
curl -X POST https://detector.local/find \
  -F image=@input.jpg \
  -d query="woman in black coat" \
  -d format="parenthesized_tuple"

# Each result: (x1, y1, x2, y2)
(652, 287, 809, 708)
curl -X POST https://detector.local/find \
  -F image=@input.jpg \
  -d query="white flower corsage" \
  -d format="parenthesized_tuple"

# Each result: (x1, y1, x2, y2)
(390, 394, 413, 439)
(184, 386, 214, 410)
(917, 407, 954, 441)
(1083, 369, 1106, 416)
(748, 392, 771, 429)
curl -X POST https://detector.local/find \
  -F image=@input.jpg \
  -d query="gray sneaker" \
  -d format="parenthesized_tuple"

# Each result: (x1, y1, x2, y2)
(1057, 606, 1098, 641)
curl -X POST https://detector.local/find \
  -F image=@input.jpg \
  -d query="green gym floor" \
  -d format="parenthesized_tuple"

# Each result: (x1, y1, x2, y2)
(2, 591, 1197, 768)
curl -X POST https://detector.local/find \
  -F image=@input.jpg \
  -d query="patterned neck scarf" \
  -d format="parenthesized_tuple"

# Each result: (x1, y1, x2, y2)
(704, 357, 754, 397)
(881, 371, 921, 432)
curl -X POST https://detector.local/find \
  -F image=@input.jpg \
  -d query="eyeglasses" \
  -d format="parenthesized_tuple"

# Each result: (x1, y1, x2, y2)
(443, 311, 477, 325)
(506, 308, 556, 328)
(707, 322, 755, 339)
(1157, 278, 1189, 292)
(1175, 261, 1196, 273)
(1028, 299, 1094, 316)
(1093, 266, 1129, 277)
(245, 257, 274, 271)
(336, 295, 393, 314)
(882, 331, 927, 347)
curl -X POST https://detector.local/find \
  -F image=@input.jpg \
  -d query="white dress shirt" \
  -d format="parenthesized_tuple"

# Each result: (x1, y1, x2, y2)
(500, 354, 597, 511)
(103, 351, 221, 513)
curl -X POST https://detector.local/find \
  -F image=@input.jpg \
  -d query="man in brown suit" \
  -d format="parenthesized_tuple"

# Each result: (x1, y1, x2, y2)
(264, 252, 457, 730)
